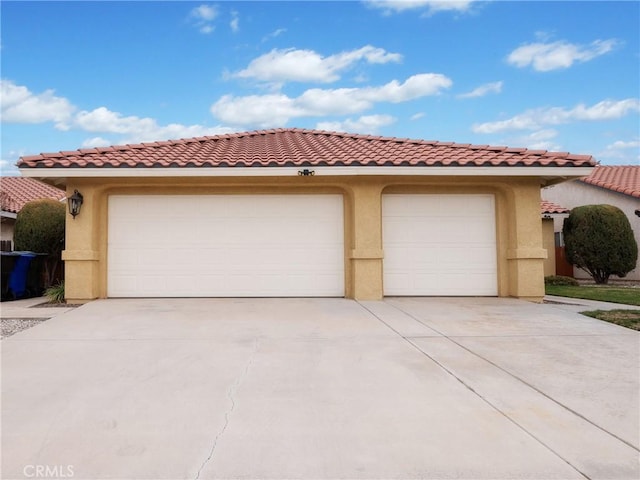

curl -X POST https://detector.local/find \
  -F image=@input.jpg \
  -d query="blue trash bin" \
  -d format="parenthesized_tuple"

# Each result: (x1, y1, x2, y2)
(8, 253, 37, 298)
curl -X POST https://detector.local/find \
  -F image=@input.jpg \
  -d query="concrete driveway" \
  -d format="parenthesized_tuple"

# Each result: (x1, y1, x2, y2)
(2, 298, 638, 480)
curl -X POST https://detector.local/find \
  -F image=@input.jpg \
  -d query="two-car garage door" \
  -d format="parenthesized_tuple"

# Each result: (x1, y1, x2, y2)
(108, 195, 345, 297)
(108, 194, 497, 297)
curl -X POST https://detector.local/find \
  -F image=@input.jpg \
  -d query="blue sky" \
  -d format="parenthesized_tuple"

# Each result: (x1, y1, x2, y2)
(1, 0, 639, 175)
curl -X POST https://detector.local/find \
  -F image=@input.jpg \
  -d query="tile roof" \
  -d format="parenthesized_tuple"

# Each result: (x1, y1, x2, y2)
(17, 128, 596, 169)
(579, 165, 640, 198)
(0, 177, 66, 214)
(540, 200, 570, 215)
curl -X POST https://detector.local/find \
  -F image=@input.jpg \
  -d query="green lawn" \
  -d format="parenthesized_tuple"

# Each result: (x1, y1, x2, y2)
(545, 284, 640, 306)
(580, 310, 640, 331)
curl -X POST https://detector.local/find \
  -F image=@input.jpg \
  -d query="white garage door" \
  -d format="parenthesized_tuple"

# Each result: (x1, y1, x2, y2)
(108, 195, 344, 297)
(383, 194, 497, 296)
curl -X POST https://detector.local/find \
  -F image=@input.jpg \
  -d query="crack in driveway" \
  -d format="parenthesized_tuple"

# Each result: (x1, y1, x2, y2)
(194, 337, 260, 479)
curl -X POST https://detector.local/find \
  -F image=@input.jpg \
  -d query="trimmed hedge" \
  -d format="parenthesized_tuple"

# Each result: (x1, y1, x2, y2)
(14, 199, 65, 288)
(563, 204, 637, 284)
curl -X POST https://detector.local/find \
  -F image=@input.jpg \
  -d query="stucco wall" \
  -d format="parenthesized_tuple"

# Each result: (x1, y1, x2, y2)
(62, 175, 547, 303)
(543, 180, 640, 281)
(541, 218, 556, 277)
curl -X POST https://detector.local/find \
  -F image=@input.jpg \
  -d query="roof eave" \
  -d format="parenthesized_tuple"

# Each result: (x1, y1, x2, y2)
(1, 210, 18, 219)
(19, 165, 596, 182)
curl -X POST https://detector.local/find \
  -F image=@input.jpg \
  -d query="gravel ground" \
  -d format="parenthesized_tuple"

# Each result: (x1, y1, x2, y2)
(1, 318, 50, 339)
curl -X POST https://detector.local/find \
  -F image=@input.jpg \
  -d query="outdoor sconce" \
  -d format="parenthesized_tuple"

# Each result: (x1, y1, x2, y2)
(298, 169, 315, 176)
(67, 190, 84, 219)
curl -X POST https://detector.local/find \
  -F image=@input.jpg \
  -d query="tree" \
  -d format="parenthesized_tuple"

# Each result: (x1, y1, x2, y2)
(563, 204, 638, 284)
(14, 199, 66, 288)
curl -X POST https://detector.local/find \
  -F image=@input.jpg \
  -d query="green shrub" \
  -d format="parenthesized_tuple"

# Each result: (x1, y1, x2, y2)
(14, 198, 65, 288)
(563, 204, 638, 284)
(45, 282, 65, 303)
(544, 275, 579, 286)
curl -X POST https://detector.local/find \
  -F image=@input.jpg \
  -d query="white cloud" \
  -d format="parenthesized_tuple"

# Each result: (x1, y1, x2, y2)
(457, 81, 502, 99)
(0, 158, 20, 176)
(599, 139, 640, 164)
(366, 0, 476, 14)
(234, 46, 402, 84)
(410, 112, 425, 120)
(189, 4, 218, 34)
(507, 39, 618, 72)
(74, 107, 234, 143)
(230, 11, 239, 32)
(0, 79, 75, 126)
(606, 139, 640, 150)
(316, 114, 396, 134)
(81, 137, 112, 148)
(211, 73, 452, 127)
(472, 98, 640, 134)
(262, 28, 286, 42)
(0, 149, 25, 176)
(2, 80, 240, 157)
(191, 4, 217, 21)
(515, 129, 562, 151)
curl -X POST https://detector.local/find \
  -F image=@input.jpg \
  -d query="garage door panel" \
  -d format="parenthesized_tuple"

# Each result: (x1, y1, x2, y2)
(108, 195, 344, 297)
(383, 194, 497, 296)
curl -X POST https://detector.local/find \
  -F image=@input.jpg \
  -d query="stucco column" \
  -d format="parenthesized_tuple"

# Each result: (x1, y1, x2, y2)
(506, 182, 547, 302)
(62, 185, 100, 302)
(348, 183, 384, 300)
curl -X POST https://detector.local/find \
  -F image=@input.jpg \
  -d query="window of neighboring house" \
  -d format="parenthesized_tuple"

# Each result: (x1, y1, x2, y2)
(0, 240, 12, 251)
(554, 232, 565, 248)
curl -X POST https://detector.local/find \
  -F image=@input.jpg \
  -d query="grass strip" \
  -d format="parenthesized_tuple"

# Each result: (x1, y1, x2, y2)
(545, 285, 640, 306)
(580, 309, 640, 331)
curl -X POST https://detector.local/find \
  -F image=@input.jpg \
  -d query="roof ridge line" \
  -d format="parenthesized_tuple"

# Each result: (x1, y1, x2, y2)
(16, 128, 597, 169)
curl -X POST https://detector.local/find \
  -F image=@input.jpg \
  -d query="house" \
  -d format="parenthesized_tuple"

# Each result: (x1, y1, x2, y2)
(540, 200, 571, 277)
(0, 176, 66, 251)
(543, 165, 640, 281)
(17, 128, 595, 303)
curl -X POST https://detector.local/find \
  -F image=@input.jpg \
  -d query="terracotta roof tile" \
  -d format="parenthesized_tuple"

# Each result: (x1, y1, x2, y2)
(540, 200, 570, 215)
(17, 128, 597, 170)
(579, 165, 640, 198)
(0, 177, 66, 213)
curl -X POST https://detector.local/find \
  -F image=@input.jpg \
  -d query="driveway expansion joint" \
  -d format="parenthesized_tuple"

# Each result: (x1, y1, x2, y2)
(387, 300, 640, 454)
(358, 301, 626, 479)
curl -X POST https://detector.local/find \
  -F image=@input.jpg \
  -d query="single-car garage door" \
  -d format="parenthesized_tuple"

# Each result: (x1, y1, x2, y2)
(383, 194, 497, 296)
(108, 195, 344, 297)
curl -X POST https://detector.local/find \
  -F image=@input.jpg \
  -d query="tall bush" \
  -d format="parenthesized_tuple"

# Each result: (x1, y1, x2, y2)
(14, 198, 66, 288)
(563, 204, 637, 284)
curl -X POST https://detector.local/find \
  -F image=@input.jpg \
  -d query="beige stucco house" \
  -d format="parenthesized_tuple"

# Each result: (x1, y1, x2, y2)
(0, 176, 66, 251)
(18, 128, 595, 303)
(543, 165, 640, 281)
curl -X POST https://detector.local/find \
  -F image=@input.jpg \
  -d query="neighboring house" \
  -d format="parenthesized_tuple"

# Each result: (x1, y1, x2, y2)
(0, 176, 66, 251)
(540, 200, 571, 277)
(18, 128, 595, 303)
(543, 165, 640, 281)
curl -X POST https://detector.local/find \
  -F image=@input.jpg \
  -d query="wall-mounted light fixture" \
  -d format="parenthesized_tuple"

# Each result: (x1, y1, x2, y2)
(67, 190, 84, 219)
(298, 169, 315, 176)
(635, 209, 640, 218)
